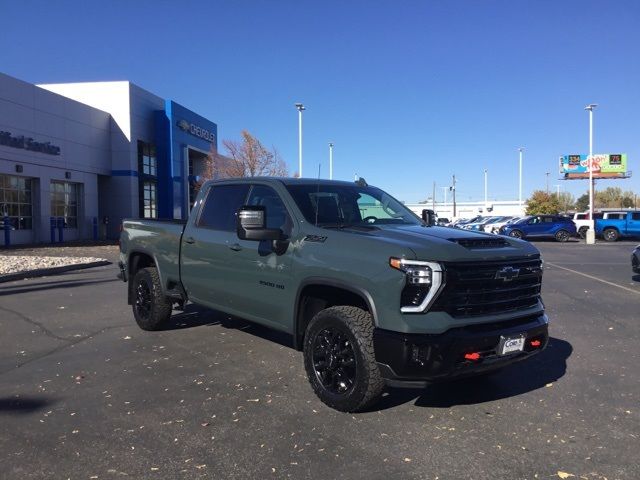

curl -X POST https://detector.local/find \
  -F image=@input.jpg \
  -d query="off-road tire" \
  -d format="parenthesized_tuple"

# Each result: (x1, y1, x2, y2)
(555, 229, 570, 242)
(602, 228, 619, 242)
(303, 306, 384, 412)
(131, 267, 172, 331)
(509, 229, 524, 239)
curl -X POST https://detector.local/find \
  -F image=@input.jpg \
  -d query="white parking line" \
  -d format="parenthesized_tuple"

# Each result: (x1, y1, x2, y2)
(546, 262, 640, 296)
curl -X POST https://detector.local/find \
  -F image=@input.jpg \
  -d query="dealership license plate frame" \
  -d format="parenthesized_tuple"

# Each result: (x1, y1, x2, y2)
(498, 334, 525, 355)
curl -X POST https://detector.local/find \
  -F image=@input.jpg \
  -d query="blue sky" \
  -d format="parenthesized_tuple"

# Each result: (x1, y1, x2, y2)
(2, 0, 638, 203)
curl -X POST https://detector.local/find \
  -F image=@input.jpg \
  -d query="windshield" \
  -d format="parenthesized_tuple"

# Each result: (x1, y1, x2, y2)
(285, 183, 422, 228)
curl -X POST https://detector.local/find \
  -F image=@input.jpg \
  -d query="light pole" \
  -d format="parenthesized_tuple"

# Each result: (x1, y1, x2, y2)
(295, 103, 305, 177)
(484, 169, 488, 206)
(545, 172, 550, 194)
(585, 103, 598, 244)
(441, 186, 448, 206)
(518, 147, 524, 206)
(328, 142, 334, 180)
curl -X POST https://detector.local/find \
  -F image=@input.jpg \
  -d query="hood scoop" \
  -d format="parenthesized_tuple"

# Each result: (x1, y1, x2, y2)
(450, 237, 508, 249)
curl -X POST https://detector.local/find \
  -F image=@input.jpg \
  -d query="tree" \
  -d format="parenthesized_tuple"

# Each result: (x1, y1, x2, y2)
(575, 193, 589, 212)
(525, 190, 561, 215)
(218, 130, 289, 178)
(554, 191, 575, 213)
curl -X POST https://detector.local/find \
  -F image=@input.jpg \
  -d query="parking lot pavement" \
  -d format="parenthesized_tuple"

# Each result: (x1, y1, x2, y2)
(1, 243, 639, 480)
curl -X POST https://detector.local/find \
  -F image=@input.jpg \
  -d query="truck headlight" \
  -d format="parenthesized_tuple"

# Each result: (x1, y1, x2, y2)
(389, 258, 444, 313)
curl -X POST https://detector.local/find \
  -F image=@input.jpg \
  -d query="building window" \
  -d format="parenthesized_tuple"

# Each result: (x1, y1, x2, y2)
(0, 174, 33, 230)
(138, 140, 158, 218)
(142, 181, 157, 219)
(50, 181, 79, 228)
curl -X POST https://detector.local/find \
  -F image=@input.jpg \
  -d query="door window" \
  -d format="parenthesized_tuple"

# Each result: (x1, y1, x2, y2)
(197, 184, 250, 231)
(631, 213, 640, 221)
(246, 185, 293, 235)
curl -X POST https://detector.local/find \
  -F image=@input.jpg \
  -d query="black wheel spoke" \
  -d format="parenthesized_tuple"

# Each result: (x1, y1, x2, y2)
(311, 326, 357, 396)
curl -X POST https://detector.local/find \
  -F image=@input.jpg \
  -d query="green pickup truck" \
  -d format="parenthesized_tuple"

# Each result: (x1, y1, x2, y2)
(119, 177, 548, 412)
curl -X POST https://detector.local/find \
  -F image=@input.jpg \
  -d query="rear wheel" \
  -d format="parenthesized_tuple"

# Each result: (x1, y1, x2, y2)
(132, 267, 172, 331)
(509, 229, 523, 239)
(602, 228, 619, 242)
(555, 229, 570, 242)
(578, 226, 588, 239)
(303, 306, 384, 412)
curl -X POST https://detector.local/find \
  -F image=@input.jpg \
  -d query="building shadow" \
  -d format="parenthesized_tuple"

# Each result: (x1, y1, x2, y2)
(0, 396, 56, 415)
(0, 278, 119, 297)
(366, 336, 572, 412)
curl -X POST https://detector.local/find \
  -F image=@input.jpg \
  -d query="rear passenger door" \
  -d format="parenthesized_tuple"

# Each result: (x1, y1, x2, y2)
(180, 183, 250, 311)
(628, 212, 640, 235)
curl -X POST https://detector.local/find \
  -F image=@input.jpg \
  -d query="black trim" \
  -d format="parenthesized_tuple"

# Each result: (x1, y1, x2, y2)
(293, 277, 378, 350)
(373, 314, 549, 385)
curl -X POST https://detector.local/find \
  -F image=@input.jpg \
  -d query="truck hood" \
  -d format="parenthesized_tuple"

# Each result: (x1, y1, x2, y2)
(359, 224, 539, 262)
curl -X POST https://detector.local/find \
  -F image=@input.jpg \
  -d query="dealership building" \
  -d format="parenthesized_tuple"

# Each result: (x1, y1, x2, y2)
(0, 72, 218, 245)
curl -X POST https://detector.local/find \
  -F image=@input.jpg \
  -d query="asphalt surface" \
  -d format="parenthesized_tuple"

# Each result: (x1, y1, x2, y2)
(1, 240, 638, 479)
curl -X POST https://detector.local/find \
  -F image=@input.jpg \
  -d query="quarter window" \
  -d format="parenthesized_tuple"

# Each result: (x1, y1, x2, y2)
(0, 174, 32, 230)
(197, 184, 250, 231)
(632, 213, 640, 221)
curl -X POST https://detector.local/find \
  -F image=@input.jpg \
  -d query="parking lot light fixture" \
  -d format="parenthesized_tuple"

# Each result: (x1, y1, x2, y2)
(295, 103, 306, 177)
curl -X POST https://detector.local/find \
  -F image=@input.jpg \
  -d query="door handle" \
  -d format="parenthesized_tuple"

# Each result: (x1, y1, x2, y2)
(184, 237, 196, 244)
(229, 243, 242, 252)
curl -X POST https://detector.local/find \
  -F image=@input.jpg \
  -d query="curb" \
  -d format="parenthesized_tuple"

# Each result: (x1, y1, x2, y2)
(0, 261, 112, 284)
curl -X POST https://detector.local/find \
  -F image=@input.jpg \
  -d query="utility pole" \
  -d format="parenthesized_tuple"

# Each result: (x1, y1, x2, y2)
(295, 103, 306, 177)
(585, 103, 598, 244)
(452, 174, 457, 218)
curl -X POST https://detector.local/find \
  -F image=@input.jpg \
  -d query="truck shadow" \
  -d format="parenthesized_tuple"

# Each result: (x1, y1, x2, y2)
(370, 337, 572, 411)
(0, 395, 56, 415)
(161, 304, 294, 349)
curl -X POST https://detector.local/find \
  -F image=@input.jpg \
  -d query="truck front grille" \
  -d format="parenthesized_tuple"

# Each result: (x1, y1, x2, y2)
(431, 257, 542, 317)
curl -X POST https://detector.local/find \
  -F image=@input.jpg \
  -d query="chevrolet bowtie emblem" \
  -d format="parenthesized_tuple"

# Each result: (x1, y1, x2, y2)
(495, 266, 520, 282)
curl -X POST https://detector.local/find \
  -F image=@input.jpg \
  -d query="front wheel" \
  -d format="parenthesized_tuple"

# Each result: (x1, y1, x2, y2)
(131, 267, 172, 331)
(509, 229, 524, 239)
(555, 229, 570, 242)
(303, 306, 384, 412)
(603, 228, 619, 242)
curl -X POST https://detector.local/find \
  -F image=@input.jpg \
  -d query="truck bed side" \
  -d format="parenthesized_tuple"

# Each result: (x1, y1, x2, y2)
(120, 219, 186, 294)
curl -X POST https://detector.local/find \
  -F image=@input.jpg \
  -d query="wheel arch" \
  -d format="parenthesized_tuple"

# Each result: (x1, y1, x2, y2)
(292, 278, 378, 351)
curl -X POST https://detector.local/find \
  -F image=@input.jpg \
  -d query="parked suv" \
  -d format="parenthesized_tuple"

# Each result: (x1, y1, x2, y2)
(500, 215, 577, 242)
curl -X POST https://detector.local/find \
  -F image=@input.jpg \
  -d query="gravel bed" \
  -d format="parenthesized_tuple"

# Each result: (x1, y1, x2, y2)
(0, 255, 109, 275)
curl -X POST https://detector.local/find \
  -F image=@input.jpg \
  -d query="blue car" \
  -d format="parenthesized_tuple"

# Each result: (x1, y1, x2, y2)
(500, 215, 577, 242)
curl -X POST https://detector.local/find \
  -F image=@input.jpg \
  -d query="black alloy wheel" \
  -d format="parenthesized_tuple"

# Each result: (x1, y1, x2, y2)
(555, 229, 570, 242)
(134, 279, 152, 321)
(131, 267, 172, 331)
(303, 306, 384, 412)
(509, 229, 523, 239)
(311, 327, 357, 395)
(603, 228, 619, 242)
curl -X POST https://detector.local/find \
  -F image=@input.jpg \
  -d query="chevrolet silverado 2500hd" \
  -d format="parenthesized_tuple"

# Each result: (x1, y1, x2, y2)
(119, 178, 549, 412)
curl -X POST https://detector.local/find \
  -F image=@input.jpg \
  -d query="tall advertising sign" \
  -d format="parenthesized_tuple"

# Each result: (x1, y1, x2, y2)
(559, 154, 629, 179)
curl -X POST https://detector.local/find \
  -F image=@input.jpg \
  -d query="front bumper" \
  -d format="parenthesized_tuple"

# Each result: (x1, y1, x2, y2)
(632, 251, 640, 273)
(373, 313, 548, 387)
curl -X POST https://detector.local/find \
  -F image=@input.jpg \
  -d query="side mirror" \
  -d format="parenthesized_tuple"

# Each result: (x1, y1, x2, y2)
(421, 209, 436, 226)
(237, 206, 282, 241)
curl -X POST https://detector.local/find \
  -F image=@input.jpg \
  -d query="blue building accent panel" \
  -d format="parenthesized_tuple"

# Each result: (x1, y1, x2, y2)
(155, 100, 217, 219)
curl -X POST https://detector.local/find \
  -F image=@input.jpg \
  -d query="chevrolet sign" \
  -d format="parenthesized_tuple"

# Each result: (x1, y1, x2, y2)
(177, 120, 215, 142)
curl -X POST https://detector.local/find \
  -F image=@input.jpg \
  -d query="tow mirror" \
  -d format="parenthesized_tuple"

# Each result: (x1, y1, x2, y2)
(237, 206, 282, 241)
(421, 209, 436, 226)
